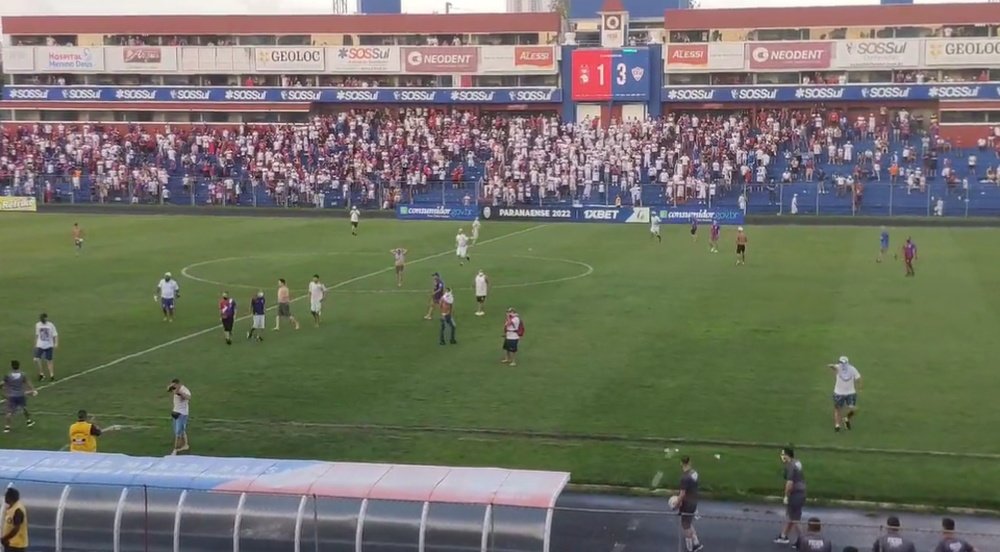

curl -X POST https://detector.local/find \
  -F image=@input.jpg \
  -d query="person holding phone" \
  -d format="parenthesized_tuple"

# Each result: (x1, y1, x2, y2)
(167, 379, 191, 455)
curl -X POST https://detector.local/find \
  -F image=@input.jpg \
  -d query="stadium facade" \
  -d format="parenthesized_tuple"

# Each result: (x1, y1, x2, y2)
(1, 2, 1000, 144)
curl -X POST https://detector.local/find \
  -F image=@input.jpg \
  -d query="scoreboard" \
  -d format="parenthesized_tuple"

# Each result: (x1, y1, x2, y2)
(571, 47, 651, 101)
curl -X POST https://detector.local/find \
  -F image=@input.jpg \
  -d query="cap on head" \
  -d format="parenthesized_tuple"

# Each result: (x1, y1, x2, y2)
(257, 290, 265, 297)
(839, 356, 849, 364)
(886, 516, 901, 529)
(222, 291, 229, 298)
(737, 226, 744, 232)
(165, 272, 172, 278)
(942, 518, 956, 532)
(807, 517, 822, 532)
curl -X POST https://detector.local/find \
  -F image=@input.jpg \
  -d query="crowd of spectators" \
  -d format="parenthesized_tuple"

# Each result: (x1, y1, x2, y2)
(1, 108, 997, 208)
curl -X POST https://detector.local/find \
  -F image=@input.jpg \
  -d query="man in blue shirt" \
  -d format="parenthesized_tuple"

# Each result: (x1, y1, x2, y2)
(877, 226, 890, 263)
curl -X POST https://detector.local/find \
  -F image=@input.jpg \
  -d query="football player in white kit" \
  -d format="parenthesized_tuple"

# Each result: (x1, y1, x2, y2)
(456, 229, 471, 265)
(350, 206, 360, 236)
(827, 356, 862, 432)
(307, 274, 327, 327)
(650, 213, 662, 243)
(471, 217, 481, 244)
(474, 270, 490, 316)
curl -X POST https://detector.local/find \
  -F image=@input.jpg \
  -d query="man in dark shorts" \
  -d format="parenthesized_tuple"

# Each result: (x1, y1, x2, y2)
(274, 278, 300, 331)
(1, 361, 37, 434)
(774, 447, 807, 545)
(2, 487, 29, 552)
(795, 517, 832, 552)
(219, 292, 236, 345)
(736, 226, 748, 266)
(501, 307, 522, 367)
(873, 516, 916, 552)
(424, 273, 445, 320)
(676, 456, 703, 552)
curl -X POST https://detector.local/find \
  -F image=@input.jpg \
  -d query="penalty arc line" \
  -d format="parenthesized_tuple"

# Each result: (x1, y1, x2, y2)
(12, 224, 548, 401)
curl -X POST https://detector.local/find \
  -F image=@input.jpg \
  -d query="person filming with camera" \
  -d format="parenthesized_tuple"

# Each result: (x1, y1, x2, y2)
(167, 378, 191, 455)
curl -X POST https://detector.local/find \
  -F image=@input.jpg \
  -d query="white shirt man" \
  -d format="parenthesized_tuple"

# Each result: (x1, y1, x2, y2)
(502, 308, 522, 366)
(308, 276, 327, 318)
(169, 379, 191, 454)
(474, 270, 489, 316)
(650, 214, 662, 242)
(456, 230, 470, 265)
(471, 218, 481, 243)
(829, 356, 862, 432)
(350, 206, 360, 236)
(34, 314, 59, 380)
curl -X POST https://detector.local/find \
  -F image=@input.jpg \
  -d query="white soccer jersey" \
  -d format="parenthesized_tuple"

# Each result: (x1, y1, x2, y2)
(350, 209, 360, 223)
(35, 321, 58, 349)
(456, 233, 469, 248)
(650, 215, 661, 231)
(158, 279, 179, 299)
(833, 363, 861, 395)
(475, 274, 489, 296)
(308, 281, 327, 302)
(472, 220, 481, 237)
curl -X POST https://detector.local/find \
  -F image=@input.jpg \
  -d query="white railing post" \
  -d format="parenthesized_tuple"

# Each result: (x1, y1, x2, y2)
(355, 498, 368, 552)
(293, 495, 308, 552)
(113, 487, 129, 552)
(233, 493, 247, 552)
(479, 504, 492, 552)
(173, 490, 188, 552)
(418, 501, 430, 552)
(54, 485, 72, 552)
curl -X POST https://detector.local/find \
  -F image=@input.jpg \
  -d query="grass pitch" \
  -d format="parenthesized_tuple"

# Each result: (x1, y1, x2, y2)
(1, 213, 998, 509)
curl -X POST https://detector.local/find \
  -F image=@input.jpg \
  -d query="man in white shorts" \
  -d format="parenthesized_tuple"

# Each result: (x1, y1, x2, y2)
(650, 213, 662, 243)
(471, 217, 481, 244)
(308, 274, 327, 327)
(827, 355, 861, 432)
(474, 270, 490, 316)
(456, 229, 471, 266)
(247, 291, 266, 342)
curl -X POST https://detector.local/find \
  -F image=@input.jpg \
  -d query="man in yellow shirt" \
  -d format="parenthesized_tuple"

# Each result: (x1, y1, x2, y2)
(2, 487, 28, 552)
(68, 410, 102, 453)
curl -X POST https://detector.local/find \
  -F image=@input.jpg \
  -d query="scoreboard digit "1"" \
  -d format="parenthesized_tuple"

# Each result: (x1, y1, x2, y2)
(571, 48, 651, 102)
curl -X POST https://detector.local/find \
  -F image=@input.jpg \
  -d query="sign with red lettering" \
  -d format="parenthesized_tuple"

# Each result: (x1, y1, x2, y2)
(123, 47, 162, 64)
(402, 46, 479, 74)
(746, 42, 832, 70)
(571, 49, 611, 101)
(666, 44, 708, 69)
(514, 46, 555, 69)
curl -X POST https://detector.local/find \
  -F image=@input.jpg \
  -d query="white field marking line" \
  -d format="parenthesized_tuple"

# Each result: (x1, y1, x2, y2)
(180, 252, 385, 292)
(12, 224, 547, 401)
(182, 253, 594, 295)
(31, 411, 1000, 461)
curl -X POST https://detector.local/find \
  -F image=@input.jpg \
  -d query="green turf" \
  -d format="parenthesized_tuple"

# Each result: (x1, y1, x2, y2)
(1, 213, 998, 509)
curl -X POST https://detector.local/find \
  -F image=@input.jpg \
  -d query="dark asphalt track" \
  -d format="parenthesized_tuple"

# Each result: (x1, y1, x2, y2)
(552, 493, 1000, 552)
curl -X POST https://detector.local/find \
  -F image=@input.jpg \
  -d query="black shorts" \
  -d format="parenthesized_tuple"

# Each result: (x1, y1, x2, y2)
(736, 244, 746, 254)
(690, 227, 697, 235)
(222, 317, 234, 332)
(679, 502, 698, 529)
(6, 396, 26, 414)
(352, 221, 359, 228)
(786, 493, 806, 521)
(278, 303, 291, 317)
(476, 296, 486, 303)
(503, 339, 519, 353)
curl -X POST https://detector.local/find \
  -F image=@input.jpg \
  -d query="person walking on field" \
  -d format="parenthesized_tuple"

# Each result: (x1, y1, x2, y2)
(167, 378, 191, 455)
(501, 308, 524, 367)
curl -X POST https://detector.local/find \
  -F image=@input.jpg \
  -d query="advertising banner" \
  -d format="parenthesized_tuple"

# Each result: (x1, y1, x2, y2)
(707, 42, 746, 71)
(0, 197, 38, 212)
(396, 205, 478, 221)
(665, 44, 707, 70)
(924, 38, 1000, 67)
(179, 47, 254, 73)
(106, 46, 179, 72)
(253, 47, 325, 72)
(571, 47, 651, 101)
(481, 45, 557, 73)
(0, 46, 35, 72)
(655, 207, 744, 225)
(326, 46, 400, 73)
(478, 205, 650, 223)
(661, 83, 998, 103)
(746, 41, 832, 70)
(833, 39, 919, 70)
(401, 46, 479, 74)
(1, 86, 563, 104)
(34, 47, 104, 72)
